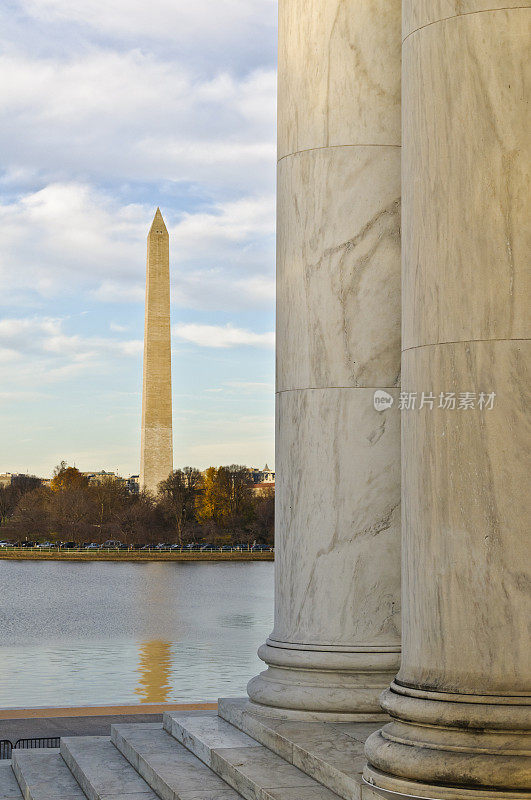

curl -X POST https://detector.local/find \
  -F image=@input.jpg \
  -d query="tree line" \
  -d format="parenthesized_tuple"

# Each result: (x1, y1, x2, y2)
(0, 463, 274, 546)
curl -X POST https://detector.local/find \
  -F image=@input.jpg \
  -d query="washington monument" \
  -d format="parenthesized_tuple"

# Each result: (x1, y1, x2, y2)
(139, 208, 173, 494)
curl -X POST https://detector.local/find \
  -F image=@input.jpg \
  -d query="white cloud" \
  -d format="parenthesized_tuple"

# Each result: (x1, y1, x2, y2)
(20, 0, 277, 53)
(0, 182, 274, 310)
(173, 323, 274, 349)
(0, 0, 277, 475)
(171, 195, 275, 255)
(0, 316, 142, 385)
(0, 50, 276, 189)
(0, 182, 143, 299)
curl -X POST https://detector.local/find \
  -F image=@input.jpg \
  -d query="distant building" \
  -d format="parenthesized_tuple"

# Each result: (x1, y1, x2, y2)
(261, 464, 275, 484)
(252, 481, 275, 496)
(251, 464, 275, 495)
(126, 475, 140, 494)
(0, 473, 42, 489)
(249, 464, 275, 485)
(82, 471, 125, 487)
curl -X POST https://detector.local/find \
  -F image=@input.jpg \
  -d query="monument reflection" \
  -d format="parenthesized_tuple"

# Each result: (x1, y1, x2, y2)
(135, 640, 173, 703)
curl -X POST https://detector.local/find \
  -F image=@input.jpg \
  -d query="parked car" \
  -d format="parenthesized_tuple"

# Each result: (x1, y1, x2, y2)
(60, 541, 77, 549)
(103, 540, 123, 548)
(85, 543, 101, 550)
(0, 541, 14, 548)
(36, 541, 55, 548)
(20, 541, 37, 547)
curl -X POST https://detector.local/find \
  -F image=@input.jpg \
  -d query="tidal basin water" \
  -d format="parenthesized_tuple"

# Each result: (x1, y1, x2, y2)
(0, 560, 274, 709)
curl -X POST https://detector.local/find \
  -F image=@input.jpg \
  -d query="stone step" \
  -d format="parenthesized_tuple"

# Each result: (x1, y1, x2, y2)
(218, 698, 387, 800)
(11, 749, 85, 800)
(0, 763, 22, 800)
(164, 710, 343, 800)
(111, 722, 242, 800)
(60, 737, 157, 800)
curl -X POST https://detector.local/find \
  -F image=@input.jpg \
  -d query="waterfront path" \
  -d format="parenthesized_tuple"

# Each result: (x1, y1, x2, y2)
(0, 548, 273, 562)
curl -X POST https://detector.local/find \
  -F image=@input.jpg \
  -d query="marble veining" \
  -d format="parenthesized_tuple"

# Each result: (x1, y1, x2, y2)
(277, 146, 401, 391)
(400, 339, 530, 694)
(278, 0, 401, 159)
(248, 0, 402, 721)
(273, 388, 400, 646)
(402, 10, 530, 351)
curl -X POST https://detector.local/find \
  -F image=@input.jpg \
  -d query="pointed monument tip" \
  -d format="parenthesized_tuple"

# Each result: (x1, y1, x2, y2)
(149, 207, 168, 235)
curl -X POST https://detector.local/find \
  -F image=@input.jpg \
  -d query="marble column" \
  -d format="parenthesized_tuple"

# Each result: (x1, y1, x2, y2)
(364, 3, 531, 796)
(246, 0, 402, 720)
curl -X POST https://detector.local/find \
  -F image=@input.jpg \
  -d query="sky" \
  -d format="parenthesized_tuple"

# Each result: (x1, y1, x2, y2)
(0, 0, 277, 478)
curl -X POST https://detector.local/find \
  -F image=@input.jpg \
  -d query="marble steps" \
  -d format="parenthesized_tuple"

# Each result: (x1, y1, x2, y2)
(217, 698, 385, 800)
(0, 763, 22, 800)
(111, 722, 243, 799)
(60, 736, 158, 800)
(11, 749, 85, 800)
(163, 711, 345, 800)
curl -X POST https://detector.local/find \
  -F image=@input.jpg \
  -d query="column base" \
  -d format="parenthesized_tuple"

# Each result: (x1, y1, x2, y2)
(246, 638, 400, 722)
(363, 681, 531, 799)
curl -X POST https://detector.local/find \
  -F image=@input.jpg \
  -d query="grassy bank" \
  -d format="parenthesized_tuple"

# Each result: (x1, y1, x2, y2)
(0, 548, 273, 562)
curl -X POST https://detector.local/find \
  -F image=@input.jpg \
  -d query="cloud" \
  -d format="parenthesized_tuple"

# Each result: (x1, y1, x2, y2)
(0, 50, 276, 190)
(0, 0, 277, 476)
(171, 195, 275, 256)
(0, 316, 142, 385)
(19, 0, 277, 73)
(0, 182, 143, 300)
(0, 182, 274, 310)
(173, 323, 274, 349)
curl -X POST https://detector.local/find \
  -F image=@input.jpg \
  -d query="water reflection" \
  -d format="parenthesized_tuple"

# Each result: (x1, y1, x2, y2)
(135, 640, 172, 703)
(0, 560, 274, 708)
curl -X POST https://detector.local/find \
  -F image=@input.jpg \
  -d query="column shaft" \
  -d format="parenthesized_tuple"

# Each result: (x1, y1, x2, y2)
(247, 0, 402, 720)
(365, 4, 531, 795)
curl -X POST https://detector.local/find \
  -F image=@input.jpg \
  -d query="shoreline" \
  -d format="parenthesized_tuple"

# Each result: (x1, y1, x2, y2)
(0, 550, 273, 562)
(0, 702, 218, 745)
(0, 702, 217, 719)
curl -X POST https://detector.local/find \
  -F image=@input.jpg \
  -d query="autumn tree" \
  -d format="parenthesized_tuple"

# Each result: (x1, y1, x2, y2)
(195, 465, 256, 541)
(9, 487, 51, 540)
(158, 467, 202, 544)
(50, 463, 89, 492)
(195, 467, 232, 528)
(48, 486, 92, 540)
(0, 476, 42, 527)
(88, 479, 129, 541)
(117, 492, 164, 546)
(225, 465, 255, 524)
(0, 461, 274, 546)
(250, 485, 275, 544)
